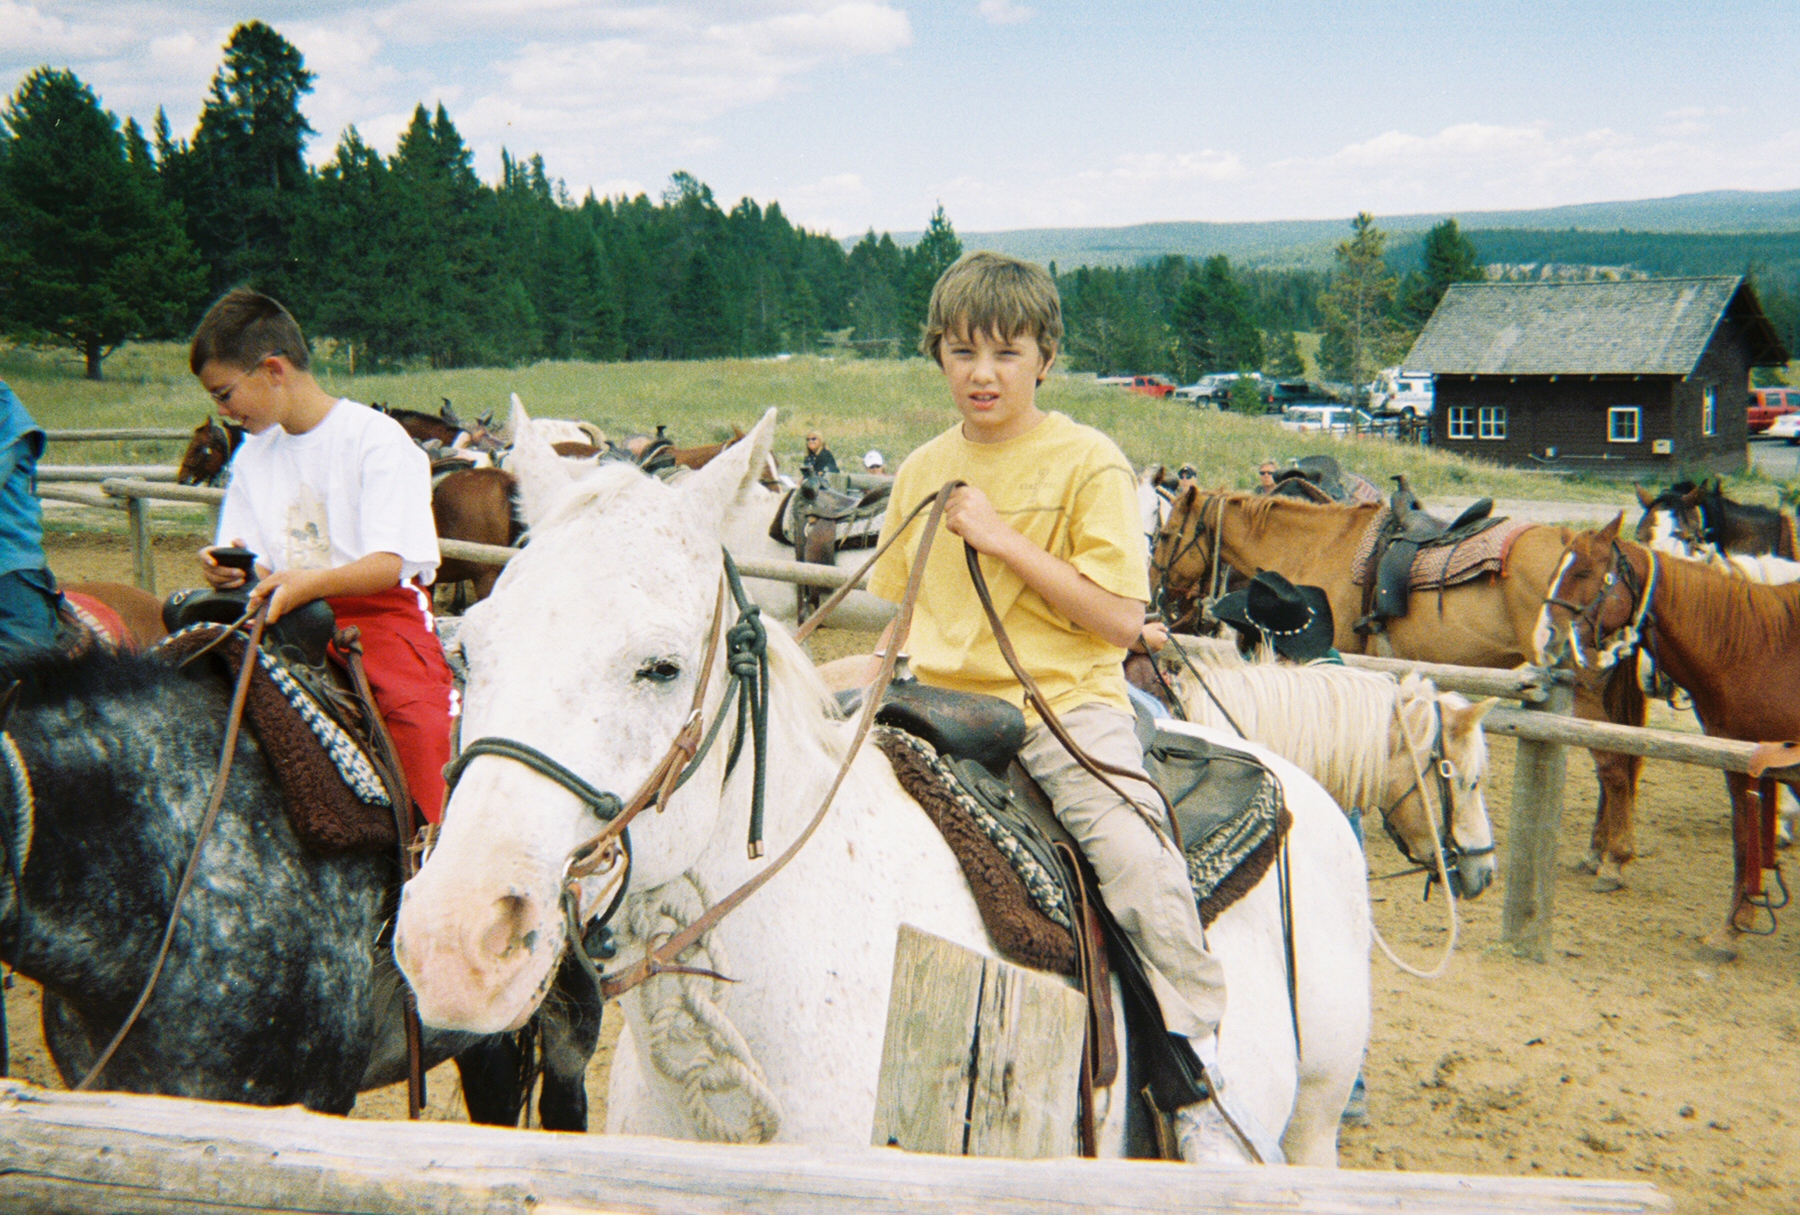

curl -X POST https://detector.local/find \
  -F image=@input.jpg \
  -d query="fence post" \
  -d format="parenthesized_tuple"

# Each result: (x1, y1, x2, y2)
(1500, 677, 1575, 960)
(126, 498, 155, 594)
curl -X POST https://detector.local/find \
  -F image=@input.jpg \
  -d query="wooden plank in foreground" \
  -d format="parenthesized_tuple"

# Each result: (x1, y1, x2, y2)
(0, 1082, 1671, 1215)
(872, 924, 1085, 1159)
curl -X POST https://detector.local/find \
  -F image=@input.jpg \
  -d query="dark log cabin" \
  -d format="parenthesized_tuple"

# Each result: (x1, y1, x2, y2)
(1408, 277, 1789, 475)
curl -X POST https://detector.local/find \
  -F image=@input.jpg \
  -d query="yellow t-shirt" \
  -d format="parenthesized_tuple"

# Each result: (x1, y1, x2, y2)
(868, 412, 1148, 717)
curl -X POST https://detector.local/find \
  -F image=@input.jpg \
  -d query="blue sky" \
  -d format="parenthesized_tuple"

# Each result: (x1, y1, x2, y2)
(4, 0, 1798, 238)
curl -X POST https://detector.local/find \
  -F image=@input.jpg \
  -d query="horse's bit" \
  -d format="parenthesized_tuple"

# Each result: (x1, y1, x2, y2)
(1542, 540, 1656, 673)
(1375, 698, 1490, 899)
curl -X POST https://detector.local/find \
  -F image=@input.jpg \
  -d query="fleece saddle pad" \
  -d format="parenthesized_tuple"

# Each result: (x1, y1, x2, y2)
(58, 592, 132, 654)
(1351, 507, 1533, 591)
(155, 625, 396, 854)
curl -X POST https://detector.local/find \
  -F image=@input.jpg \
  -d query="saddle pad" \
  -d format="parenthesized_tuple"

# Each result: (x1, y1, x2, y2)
(155, 625, 396, 854)
(59, 592, 132, 654)
(1145, 731, 1292, 925)
(876, 727, 1078, 976)
(1351, 507, 1534, 591)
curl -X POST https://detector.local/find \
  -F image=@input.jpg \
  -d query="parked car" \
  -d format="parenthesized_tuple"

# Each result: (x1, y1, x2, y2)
(1367, 368, 1435, 418)
(1748, 387, 1800, 434)
(1279, 405, 1379, 434)
(1766, 411, 1800, 444)
(1266, 380, 1335, 410)
(1107, 374, 1175, 398)
(1175, 371, 1262, 404)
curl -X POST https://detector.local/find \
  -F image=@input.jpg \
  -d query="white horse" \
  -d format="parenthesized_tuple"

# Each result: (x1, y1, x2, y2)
(1165, 657, 1498, 898)
(395, 405, 1370, 1164)
(1138, 464, 1175, 550)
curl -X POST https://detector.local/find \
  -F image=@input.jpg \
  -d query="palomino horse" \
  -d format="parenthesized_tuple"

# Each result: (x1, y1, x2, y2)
(1167, 657, 1498, 899)
(0, 647, 600, 1124)
(1153, 487, 1652, 892)
(1538, 516, 1800, 960)
(395, 405, 1370, 1163)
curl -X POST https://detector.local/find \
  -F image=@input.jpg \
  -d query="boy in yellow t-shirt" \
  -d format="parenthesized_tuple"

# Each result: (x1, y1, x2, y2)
(867, 253, 1263, 1162)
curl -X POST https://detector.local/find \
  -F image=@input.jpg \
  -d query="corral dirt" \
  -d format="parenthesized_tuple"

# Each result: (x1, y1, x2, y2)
(18, 530, 1800, 1213)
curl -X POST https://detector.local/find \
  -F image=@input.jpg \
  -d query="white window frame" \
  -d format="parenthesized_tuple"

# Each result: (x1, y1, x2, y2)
(1702, 386, 1716, 437)
(1609, 406, 1641, 443)
(1477, 406, 1507, 440)
(1447, 406, 1474, 439)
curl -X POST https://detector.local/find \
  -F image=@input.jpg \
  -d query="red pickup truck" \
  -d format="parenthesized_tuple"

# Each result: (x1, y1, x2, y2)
(1748, 387, 1800, 434)
(1103, 375, 1175, 398)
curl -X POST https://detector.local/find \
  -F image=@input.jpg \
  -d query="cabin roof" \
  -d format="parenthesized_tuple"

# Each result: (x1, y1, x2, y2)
(1405, 276, 1789, 377)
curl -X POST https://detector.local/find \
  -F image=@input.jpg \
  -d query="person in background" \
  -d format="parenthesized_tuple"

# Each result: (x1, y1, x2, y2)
(1176, 463, 1198, 490)
(1255, 460, 1278, 494)
(0, 381, 63, 657)
(801, 431, 839, 477)
(1210, 570, 1337, 664)
(862, 450, 886, 475)
(189, 288, 456, 827)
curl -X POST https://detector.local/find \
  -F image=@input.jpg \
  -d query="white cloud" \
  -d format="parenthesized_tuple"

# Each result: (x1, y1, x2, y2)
(976, 0, 1034, 26)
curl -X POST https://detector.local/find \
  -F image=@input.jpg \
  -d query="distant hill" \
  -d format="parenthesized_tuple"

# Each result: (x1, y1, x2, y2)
(881, 189, 1800, 269)
(1387, 227, 1800, 285)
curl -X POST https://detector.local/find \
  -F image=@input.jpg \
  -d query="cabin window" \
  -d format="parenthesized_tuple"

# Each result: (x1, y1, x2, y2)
(1609, 406, 1641, 443)
(1447, 406, 1474, 439)
(1702, 386, 1716, 437)
(1477, 406, 1507, 440)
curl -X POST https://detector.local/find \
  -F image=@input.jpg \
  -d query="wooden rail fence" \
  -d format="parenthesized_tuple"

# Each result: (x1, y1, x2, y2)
(0, 1080, 1671, 1214)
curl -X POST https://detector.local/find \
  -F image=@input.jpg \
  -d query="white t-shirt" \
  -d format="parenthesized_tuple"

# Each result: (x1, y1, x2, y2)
(216, 399, 440, 587)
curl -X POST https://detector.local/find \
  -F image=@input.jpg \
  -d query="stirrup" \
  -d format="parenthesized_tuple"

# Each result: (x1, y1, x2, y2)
(1352, 613, 1387, 637)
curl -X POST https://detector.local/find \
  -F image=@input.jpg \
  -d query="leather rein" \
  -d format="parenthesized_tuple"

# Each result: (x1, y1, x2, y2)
(439, 487, 958, 1005)
(1542, 540, 1657, 674)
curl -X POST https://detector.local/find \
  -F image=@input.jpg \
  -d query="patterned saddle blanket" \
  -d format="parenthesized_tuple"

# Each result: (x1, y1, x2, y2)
(1351, 506, 1534, 591)
(155, 625, 398, 854)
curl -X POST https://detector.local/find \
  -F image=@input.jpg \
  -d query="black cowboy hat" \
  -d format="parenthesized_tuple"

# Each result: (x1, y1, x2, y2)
(1211, 570, 1335, 662)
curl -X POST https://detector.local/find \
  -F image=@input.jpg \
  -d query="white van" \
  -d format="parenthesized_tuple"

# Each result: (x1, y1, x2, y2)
(1368, 369, 1434, 418)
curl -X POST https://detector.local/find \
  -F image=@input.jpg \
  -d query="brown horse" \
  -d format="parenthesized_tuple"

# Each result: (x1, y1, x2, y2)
(1540, 516, 1800, 959)
(175, 417, 245, 487)
(63, 582, 169, 649)
(1152, 487, 1651, 890)
(432, 468, 520, 610)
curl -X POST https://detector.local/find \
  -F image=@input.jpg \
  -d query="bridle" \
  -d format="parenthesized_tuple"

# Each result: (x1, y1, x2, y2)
(1542, 540, 1656, 672)
(1151, 490, 1227, 632)
(438, 488, 957, 1005)
(1374, 697, 1490, 898)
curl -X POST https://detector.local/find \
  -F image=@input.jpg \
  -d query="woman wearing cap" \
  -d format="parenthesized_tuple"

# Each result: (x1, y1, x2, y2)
(862, 450, 886, 475)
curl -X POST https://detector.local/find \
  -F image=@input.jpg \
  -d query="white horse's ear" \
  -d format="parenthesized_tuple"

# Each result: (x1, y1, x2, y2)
(504, 393, 575, 527)
(684, 408, 778, 526)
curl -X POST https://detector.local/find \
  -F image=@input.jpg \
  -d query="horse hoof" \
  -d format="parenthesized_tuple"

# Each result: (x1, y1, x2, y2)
(1576, 854, 1601, 876)
(1590, 860, 1626, 893)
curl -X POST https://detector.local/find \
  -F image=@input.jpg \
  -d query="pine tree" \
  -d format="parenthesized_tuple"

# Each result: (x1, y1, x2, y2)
(1173, 255, 1263, 379)
(902, 206, 962, 338)
(0, 68, 203, 378)
(1318, 213, 1404, 387)
(1266, 329, 1306, 378)
(1399, 218, 1483, 328)
(165, 22, 316, 299)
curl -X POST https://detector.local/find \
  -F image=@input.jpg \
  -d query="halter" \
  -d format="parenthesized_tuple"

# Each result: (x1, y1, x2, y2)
(1375, 698, 1491, 898)
(1151, 491, 1226, 631)
(1542, 540, 1656, 672)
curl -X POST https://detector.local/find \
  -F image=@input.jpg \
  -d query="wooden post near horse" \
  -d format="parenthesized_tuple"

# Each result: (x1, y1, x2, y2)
(1501, 679, 1576, 960)
(126, 496, 155, 595)
(872, 925, 1086, 1159)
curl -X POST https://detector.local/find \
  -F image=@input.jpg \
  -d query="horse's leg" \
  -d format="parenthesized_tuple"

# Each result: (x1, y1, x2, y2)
(535, 948, 604, 1132)
(1699, 772, 1757, 962)
(454, 1027, 536, 1126)
(1573, 667, 1646, 890)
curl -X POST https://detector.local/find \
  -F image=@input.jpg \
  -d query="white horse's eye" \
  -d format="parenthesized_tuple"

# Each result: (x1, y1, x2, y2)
(636, 658, 682, 684)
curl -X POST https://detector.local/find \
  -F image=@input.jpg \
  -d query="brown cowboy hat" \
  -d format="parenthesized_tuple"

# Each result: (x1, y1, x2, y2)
(1211, 570, 1335, 662)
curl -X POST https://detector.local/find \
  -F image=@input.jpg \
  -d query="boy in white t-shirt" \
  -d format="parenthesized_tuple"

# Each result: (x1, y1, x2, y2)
(190, 289, 456, 826)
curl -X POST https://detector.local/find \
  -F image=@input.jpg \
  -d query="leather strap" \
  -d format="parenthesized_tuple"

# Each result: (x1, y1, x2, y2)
(77, 602, 270, 1091)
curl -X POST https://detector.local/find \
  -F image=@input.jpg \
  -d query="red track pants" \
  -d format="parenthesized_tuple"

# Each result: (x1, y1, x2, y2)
(328, 585, 457, 826)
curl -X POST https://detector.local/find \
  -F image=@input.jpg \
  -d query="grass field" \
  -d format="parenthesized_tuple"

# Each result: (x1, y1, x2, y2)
(1, 340, 1777, 505)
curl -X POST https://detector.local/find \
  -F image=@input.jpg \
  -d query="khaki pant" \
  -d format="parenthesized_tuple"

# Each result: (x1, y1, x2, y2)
(1019, 702, 1225, 1039)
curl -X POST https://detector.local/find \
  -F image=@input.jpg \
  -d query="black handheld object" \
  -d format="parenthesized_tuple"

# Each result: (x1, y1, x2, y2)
(209, 546, 258, 572)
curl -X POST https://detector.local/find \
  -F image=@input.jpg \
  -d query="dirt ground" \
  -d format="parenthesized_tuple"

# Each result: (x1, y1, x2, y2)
(21, 525, 1800, 1213)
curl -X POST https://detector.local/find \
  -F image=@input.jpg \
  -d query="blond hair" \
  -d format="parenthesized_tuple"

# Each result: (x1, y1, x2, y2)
(921, 251, 1062, 366)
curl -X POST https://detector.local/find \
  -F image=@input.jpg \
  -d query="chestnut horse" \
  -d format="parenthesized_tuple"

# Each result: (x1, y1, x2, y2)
(433, 468, 520, 610)
(175, 417, 245, 487)
(1539, 516, 1800, 959)
(1153, 487, 1651, 891)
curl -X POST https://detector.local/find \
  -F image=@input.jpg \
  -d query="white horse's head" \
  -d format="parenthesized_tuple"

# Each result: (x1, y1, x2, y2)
(394, 402, 786, 1033)
(1388, 675, 1499, 900)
